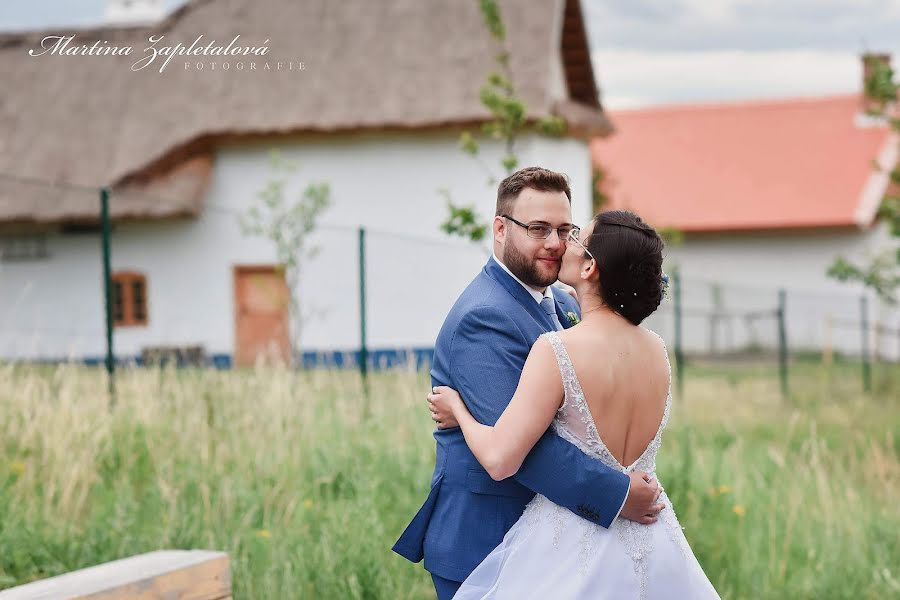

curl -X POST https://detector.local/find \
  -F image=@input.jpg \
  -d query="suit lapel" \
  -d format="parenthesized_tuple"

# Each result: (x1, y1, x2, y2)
(484, 257, 556, 332)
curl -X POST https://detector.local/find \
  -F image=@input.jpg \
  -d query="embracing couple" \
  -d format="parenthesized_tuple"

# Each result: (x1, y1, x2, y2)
(393, 167, 718, 599)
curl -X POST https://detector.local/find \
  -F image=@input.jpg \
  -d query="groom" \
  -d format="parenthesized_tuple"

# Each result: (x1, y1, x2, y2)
(393, 167, 663, 599)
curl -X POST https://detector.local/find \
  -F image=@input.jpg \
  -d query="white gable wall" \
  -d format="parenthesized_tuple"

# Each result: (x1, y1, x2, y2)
(642, 224, 900, 360)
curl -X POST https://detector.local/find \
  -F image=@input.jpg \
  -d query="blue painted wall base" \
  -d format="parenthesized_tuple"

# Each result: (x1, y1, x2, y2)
(11, 348, 435, 371)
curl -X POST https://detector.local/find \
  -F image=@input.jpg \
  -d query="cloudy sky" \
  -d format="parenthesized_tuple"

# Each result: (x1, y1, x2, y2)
(585, 0, 900, 107)
(3, 0, 899, 108)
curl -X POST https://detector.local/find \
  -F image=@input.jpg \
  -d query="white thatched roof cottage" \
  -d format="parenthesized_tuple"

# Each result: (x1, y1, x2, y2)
(0, 0, 610, 366)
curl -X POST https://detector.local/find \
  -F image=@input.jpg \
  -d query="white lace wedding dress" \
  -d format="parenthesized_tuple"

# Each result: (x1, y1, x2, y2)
(453, 330, 719, 600)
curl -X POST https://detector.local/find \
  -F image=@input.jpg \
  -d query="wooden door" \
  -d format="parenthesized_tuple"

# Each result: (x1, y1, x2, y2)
(233, 265, 291, 367)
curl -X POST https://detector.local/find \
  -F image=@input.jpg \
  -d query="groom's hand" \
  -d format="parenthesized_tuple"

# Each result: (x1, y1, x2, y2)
(620, 471, 664, 525)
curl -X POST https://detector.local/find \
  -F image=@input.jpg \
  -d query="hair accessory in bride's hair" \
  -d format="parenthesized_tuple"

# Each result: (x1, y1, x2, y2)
(602, 221, 654, 236)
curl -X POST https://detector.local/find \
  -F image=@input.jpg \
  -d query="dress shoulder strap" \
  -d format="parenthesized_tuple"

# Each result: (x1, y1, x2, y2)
(541, 331, 579, 411)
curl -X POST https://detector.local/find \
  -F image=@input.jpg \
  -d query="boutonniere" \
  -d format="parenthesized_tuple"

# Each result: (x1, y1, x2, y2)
(566, 311, 580, 326)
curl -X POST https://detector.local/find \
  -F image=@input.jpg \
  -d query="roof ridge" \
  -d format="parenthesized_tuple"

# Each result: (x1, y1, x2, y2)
(608, 92, 861, 116)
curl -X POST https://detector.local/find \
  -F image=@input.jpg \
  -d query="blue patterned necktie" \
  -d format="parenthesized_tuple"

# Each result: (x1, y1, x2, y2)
(540, 296, 564, 331)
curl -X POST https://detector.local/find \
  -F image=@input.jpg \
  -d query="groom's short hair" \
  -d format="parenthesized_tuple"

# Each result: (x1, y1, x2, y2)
(496, 167, 572, 217)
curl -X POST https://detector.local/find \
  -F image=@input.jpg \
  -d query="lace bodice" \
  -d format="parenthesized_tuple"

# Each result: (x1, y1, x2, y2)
(543, 329, 671, 475)
(535, 329, 687, 600)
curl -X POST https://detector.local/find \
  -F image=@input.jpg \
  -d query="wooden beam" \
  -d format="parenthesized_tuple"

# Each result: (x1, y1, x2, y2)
(0, 550, 231, 600)
(561, 47, 591, 63)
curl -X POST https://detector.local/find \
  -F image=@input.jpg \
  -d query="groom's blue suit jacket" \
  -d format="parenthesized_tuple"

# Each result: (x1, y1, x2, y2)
(393, 257, 630, 582)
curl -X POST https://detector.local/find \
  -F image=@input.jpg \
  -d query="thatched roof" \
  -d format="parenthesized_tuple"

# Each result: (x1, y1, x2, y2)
(0, 0, 610, 224)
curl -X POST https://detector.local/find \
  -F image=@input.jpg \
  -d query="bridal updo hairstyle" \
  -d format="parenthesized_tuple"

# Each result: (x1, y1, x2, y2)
(583, 210, 665, 326)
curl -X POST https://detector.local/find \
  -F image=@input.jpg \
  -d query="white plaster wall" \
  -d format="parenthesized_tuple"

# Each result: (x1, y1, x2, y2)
(642, 224, 900, 360)
(0, 130, 595, 361)
(1, 232, 105, 360)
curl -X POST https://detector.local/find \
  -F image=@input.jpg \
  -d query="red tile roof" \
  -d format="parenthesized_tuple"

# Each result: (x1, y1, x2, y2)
(591, 94, 898, 232)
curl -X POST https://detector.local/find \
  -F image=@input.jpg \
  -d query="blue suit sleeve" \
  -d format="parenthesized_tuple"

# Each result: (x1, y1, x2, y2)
(449, 305, 630, 528)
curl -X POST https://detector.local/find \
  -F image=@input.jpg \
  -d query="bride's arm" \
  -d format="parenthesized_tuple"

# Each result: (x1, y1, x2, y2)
(428, 336, 563, 481)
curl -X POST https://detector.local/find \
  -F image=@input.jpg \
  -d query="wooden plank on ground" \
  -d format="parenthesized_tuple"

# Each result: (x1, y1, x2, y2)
(0, 550, 230, 600)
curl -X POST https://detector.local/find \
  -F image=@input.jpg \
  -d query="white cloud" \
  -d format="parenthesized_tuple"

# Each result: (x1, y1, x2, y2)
(732, 0, 900, 22)
(583, 0, 900, 51)
(679, 0, 734, 23)
(592, 49, 900, 108)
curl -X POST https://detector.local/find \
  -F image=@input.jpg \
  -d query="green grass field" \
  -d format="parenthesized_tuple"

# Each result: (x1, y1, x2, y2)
(0, 359, 897, 599)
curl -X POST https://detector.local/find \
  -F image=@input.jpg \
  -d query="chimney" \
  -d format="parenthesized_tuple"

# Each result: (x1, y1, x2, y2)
(104, 0, 166, 26)
(861, 52, 895, 115)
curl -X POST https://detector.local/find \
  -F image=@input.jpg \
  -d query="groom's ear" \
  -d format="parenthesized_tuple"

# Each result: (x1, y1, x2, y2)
(493, 215, 506, 243)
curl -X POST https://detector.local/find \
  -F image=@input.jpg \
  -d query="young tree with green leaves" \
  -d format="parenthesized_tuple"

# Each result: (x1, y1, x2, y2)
(239, 150, 331, 366)
(440, 0, 566, 243)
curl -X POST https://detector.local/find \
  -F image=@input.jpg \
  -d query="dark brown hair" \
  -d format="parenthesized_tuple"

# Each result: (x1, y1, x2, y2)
(496, 166, 572, 216)
(584, 210, 665, 326)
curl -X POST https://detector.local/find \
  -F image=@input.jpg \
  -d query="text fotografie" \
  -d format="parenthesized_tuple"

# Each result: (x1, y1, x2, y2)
(27, 34, 271, 73)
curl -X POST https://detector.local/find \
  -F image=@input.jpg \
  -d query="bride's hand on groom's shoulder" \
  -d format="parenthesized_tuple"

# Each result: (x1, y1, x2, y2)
(427, 385, 462, 429)
(554, 282, 578, 302)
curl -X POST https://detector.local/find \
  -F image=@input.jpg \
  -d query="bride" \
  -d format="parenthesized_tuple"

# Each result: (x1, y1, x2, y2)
(428, 210, 719, 599)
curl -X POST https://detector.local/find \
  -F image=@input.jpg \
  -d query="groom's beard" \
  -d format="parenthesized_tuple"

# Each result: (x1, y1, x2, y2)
(503, 242, 561, 289)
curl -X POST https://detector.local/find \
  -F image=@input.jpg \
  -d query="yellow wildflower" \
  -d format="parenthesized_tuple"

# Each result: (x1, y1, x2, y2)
(10, 461, 26, 476)
(732, 505, 746, 517)
(256, 529, 272, 539)
(303, 499, 314, 509)
(718, 485, 732, 494)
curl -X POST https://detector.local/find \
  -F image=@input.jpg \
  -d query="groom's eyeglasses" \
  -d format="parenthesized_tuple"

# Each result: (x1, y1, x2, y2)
(502, 215, 578, 241)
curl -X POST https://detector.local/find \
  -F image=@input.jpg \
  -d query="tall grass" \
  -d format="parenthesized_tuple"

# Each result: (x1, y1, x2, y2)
(0, 360, 897, 598)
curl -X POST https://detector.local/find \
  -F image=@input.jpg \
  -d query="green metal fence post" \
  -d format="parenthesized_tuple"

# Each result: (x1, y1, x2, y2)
(673, 268, 684, 399)
(777, 289, 789, 400)
(358, 227, 369, 393)
(861, 295, 872, 393)
(100, 187, 116, 406)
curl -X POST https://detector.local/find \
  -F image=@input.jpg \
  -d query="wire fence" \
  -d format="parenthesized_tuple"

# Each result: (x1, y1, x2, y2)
(1, 172, 898, 401)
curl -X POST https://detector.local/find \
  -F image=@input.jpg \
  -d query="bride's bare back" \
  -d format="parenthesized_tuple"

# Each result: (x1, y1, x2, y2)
(556, 321, 670, 468)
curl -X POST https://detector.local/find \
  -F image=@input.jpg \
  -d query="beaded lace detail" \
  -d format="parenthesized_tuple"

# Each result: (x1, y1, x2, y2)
(535, 329, 686, 600)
